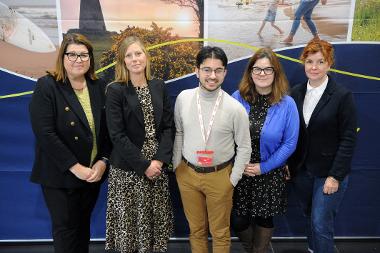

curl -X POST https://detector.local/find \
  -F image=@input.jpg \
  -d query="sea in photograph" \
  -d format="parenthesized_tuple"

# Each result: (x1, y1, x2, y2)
(207, 0, 351, 60)
(10, 5, 59, 45)
(0, 1, 58, 78)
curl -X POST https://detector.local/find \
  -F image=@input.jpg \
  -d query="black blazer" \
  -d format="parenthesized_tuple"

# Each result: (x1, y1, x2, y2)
(288, 76, 357, 181)
(105, 79, 174, 177)
(29, 75, 111, 188)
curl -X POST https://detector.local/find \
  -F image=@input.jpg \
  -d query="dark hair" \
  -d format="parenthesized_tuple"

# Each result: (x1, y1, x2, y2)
(48, 33, 97, 81)
(196, 46, 228, 68)
(300, 38, 334, 66)
(239, 47, 288, 105)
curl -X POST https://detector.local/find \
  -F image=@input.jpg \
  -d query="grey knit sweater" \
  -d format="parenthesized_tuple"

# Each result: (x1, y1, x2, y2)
(173, 86, 252, 186)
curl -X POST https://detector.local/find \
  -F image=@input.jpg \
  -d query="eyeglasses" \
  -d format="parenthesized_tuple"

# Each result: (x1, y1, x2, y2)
(200, 67, 225, 76)
(251, 67, 274, 75)
(65, 52, 90, 62)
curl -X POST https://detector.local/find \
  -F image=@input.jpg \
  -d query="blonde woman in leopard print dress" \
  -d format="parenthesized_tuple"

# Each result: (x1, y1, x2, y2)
(105, 36, 174, 253)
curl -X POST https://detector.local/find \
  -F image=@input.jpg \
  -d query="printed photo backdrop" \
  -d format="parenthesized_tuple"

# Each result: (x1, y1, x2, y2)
(0, 0, 379, 80)
(351, 0, 380, 41)
(59, 0, 202, 82)
(0, 0, 58, 78)
(207, 0, 352, 60)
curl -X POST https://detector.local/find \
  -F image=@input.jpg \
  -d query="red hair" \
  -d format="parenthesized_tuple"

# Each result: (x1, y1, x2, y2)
(300, 38, 334, 66)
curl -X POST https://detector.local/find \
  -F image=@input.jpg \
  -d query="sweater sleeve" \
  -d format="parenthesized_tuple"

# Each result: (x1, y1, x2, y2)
(260, 98, 300, 174)
(230, 103, 252, 186)
(231, 90, 250, 114)
(172, 92, 184, 170)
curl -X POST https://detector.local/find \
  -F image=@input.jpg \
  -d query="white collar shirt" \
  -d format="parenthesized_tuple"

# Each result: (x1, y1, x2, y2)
(303, 76, 328, 126)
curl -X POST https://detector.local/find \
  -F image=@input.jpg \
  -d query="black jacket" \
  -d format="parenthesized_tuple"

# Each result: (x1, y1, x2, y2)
(29, 75, 111, 188)
(288, 76, 357, 181)
(105, 79, 174, 176)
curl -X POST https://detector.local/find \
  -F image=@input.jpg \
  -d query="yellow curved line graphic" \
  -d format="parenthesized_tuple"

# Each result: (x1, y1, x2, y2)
(1, 38, 379, 100)
(0, 91, 34, 99)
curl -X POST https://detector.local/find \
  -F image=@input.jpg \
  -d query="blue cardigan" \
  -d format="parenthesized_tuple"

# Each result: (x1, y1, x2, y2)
(232, 91, 299, 174)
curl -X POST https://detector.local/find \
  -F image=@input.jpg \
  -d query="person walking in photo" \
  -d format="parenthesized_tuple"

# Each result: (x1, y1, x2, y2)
(282, 0, 323, 44)
(257, 0, 284, 37)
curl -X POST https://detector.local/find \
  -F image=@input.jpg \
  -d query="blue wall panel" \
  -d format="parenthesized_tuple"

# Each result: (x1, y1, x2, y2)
(0, 44, 379, 240)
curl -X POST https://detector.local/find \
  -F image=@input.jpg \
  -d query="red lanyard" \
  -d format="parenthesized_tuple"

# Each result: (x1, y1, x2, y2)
(196, 88, 223, 146)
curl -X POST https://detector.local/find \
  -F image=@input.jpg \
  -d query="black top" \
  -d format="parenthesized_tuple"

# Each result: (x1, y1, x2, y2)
(105, 79, 174, 177)
(249, 94, 270, 163)
(29, 75, 111, 188)
(288, 76, 357, 181)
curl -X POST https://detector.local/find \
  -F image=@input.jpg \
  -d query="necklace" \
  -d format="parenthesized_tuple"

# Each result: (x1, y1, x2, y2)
(73, 86, 86, 91)
(71, 80, 87, 91)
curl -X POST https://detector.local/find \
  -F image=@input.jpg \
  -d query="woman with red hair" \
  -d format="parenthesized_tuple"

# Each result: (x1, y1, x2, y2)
(289, 39, 357, 253)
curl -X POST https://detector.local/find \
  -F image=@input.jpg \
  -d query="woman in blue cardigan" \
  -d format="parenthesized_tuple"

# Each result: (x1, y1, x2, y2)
(231, 48, 299, 253)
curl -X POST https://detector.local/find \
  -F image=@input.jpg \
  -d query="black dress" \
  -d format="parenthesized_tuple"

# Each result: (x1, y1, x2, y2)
(233, 95, 287, 218)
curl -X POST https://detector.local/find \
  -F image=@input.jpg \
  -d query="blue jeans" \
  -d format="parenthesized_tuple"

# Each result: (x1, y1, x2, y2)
(292, 169, 348, 253)
(290, 0, 319, 36)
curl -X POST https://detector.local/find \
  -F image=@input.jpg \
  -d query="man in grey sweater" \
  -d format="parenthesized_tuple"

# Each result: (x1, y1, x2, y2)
(173, 46, 251, 253)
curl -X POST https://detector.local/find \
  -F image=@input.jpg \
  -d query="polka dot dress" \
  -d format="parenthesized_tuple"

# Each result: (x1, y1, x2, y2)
(233, 95, 287, 218)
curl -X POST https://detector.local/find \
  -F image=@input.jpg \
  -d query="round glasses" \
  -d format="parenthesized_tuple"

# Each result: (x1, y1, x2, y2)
(65, 52, 90, 62)
(251, 67, 274, 75)
(200, 67, 225, 76)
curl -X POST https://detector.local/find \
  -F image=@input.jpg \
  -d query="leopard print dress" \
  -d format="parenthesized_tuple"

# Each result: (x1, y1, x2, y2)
(105, 86, 173, 253)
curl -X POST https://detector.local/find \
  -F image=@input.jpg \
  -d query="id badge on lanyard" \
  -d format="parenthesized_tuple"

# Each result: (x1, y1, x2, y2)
(196, 88, 223, 166)
(196, 150, 214, 166)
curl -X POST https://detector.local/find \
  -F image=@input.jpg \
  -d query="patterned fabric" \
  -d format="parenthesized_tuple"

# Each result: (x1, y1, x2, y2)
(106, 86, 173, 253)
(74, 86, 97, 164)
(233, 95, 287, 218)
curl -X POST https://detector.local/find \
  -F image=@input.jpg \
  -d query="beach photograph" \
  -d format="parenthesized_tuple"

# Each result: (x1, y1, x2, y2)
(207, 0, 353, 61)
(59, 0, 202, 81)
(0, 0, 58, 78)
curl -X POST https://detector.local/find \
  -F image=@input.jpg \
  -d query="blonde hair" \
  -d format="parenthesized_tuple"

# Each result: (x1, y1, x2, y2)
(238, 48, 288, 105)
(114, 36, 152, 84)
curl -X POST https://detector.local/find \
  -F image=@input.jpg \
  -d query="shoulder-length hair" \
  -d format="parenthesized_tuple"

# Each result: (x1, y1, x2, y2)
(48, 33, 97, 82)
(238, 47, 288, 105)
(114, 36, 152, 84)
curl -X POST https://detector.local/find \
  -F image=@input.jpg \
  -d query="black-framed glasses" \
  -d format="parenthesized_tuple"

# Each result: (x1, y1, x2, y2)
(251, 67, 274, 75)
(65, 52, 90, 62)
(200, 67, 225, 76)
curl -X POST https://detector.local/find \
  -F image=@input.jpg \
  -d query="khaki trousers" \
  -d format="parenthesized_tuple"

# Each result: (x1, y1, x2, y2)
(176, 160, 234, 253)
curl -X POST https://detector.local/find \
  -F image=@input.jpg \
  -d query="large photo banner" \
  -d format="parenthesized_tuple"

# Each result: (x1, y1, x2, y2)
(0, 0, 379, 240)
